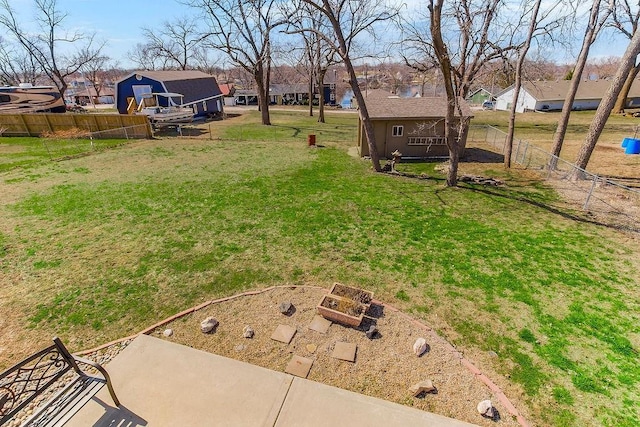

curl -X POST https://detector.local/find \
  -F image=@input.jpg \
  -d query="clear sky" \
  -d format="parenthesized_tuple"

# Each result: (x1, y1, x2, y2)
(9, 0, 631, 68)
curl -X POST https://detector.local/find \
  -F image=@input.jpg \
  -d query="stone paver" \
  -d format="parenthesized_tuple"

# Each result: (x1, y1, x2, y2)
(285, 355, 313, 378)
(331, 342, 357, 362)
(308, 315, 332, 333)
(271, 324, 297, 344)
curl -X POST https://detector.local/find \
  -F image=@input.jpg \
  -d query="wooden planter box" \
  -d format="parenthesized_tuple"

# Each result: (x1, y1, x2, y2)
(316, 283, 374, 327)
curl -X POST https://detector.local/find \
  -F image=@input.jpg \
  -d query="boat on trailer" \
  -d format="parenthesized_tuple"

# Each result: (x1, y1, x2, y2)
(136, 92, 194, 127)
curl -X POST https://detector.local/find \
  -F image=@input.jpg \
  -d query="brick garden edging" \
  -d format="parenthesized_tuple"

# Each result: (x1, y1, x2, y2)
(77, 285, 530, 427)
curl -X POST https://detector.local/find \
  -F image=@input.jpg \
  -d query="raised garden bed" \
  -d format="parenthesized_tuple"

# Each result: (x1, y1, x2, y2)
(316, 283, 373, 327)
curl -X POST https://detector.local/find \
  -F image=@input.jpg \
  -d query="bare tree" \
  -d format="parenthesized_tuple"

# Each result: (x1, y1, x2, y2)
(141, 17, 210, 71)
(81, 55, 113, 100)
(287, 3, 340, 122)
(0, 0, 106, 98)
(548, 0, 612, 168)
(573, 27, 640, 171)
(586, 56, 620, 78)
(127, 42, 166, 70)
(428, 0, 471, 186)
(287, 0, 400, 172)
(609, 0, 640, 113)
(0, 37, 40, 85)
(402, 0, 521, 100)
(503, 0, 568, 168)
(187, 0, 283, 126)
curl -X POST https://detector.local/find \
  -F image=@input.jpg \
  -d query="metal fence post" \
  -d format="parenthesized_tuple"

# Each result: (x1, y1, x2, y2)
(521, 141, 529, 165)
(492, 127, 497, 149)
(583, 176, 598, 210)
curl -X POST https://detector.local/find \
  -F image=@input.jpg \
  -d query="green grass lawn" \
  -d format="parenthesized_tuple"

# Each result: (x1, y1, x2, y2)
(0, 109, 638, 426)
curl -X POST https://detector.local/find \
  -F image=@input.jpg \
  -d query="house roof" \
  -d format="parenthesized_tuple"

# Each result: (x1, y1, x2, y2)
(466, 87, 497, 99)
(73, 87, 115, 97)
(270, 84, 309, 95)
(515, 79, 640, 102)
(219, 83, 235, 96)
(363, 90, 473, 119)
(133, 70, 215, 82)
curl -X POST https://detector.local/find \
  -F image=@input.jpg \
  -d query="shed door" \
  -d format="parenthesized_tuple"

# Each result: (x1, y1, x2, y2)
(132, 85, 152, 105)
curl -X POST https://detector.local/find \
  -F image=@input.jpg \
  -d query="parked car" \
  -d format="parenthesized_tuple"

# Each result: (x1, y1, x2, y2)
(65, 102, 85, 113)
(482, 100, 495, 110)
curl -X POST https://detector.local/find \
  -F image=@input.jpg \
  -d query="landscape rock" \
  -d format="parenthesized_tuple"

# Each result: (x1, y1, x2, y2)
(365, 325, 378, 339)
(413, 338, 428, 356)
(200, 316, 219, 333)
(306, 344, 317, 353)
(243, 325, 255, 338)
(234, 344, 246, 352)
(477, 400, 495, 418)
(279, 301, 293, 314)
(409, 380, 436, 397)
(163, 329, 173, 337)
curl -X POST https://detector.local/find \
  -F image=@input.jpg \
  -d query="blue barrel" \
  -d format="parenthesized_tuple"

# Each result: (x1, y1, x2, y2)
(624, 139, 640, 154)
(622, 137, 635, 148)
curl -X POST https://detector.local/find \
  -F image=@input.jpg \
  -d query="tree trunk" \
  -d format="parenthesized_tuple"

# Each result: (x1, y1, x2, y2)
(255, 66, 271, 126)
(321, 0, 381, 171)
(504, 0, 541, 168)
(346, 58, 381, 171)
(308, 76, 314, 116)
(429, 0, 459, 186)
(612, 64, 640, 114)
(574, 28, 640, 172)
(317, 68, 327, 123)
(549, 0, 605, 169)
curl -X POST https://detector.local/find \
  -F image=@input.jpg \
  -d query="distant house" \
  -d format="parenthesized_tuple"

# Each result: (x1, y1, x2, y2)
(73, 87, 115, 105)
(465, 87, 496, 105)
(219, 83, 236, 106)
(495, 79, 640, 113)
(231, 83, 335, 106)
(358, 90, 474, 159)
(233, 89, 275, 106)
(115, 70, 224, 118)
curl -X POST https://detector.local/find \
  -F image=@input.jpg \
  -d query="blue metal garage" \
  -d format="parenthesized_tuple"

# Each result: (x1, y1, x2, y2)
(115, 70, 224, 118)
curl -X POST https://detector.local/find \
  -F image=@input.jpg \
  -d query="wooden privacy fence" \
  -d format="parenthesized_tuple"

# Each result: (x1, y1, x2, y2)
(0, 113, 152, 138)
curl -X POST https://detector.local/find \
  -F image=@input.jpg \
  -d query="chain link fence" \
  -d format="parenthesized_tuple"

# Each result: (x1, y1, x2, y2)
(41, 124, 150, 161)
(468, 125, 640, 231)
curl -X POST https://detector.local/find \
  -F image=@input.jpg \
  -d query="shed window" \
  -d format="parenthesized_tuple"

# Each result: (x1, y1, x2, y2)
(392, 125, 403, 137)
(408, 137, 446, 145)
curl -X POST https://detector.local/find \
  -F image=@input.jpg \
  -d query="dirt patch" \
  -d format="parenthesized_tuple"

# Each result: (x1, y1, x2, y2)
(150, 286, 523, 427)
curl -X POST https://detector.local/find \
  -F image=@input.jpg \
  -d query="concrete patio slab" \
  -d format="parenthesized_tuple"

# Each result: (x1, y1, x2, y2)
(275, 378, 479, 427)
(65, 334, 478, 427)
(65, 334, 293, 427)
